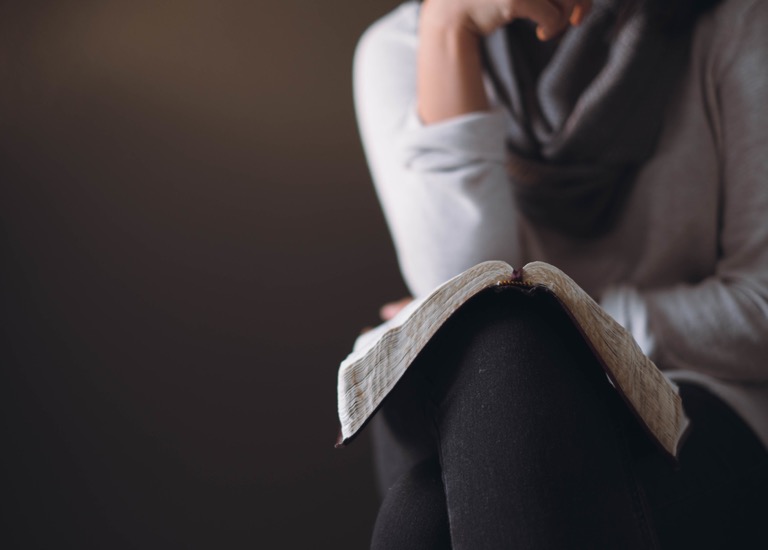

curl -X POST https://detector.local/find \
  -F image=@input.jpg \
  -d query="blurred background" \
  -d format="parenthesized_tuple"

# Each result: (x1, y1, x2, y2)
(0, 0, 408, 547)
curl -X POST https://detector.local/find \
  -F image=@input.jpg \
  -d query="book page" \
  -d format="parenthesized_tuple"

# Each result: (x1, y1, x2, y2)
(338, 261, 514, 441)
(351, 295, 427, 355)
(337, 260, 688, 458)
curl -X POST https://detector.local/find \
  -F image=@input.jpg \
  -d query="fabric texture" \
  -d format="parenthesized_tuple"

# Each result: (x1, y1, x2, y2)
(353, 0, 768, 448)
(370, 288, 768, 549)
(488, 0, 695, 237)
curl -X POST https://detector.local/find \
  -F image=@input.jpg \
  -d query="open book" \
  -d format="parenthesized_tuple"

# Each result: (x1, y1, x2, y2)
(336, 261, 690, 459)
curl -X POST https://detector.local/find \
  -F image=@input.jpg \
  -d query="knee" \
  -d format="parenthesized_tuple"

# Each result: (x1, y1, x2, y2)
(413, 287, 613, 422)
(419, 288, 594, 387)
(371, 458, 450, 550)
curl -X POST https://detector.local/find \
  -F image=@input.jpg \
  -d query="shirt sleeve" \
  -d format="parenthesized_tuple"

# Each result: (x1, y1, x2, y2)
(604, 1, 768, 383)
(353, 2, 521, 297)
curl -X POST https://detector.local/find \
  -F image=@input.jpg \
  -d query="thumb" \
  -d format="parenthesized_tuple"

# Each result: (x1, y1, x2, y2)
(514, 0, 569, 40)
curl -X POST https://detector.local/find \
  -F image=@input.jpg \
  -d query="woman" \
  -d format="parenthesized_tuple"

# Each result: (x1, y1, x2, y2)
(353, 0, 768, 547)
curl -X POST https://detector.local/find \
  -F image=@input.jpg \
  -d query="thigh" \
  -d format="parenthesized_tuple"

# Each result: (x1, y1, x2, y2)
(370, 366, 438, 496)
(370, 457, 451, 550)
(370, 285, 604, 497)
(635, 384, 768, 548)
(419, 287, 658, 549)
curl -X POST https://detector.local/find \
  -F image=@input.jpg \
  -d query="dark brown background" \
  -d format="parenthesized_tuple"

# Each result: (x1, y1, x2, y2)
(0, 1, 407, 547)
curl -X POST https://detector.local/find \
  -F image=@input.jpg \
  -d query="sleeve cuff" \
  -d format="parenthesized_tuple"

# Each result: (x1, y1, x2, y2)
(398, 103, 508, 172)
(601, 286, 657, 360)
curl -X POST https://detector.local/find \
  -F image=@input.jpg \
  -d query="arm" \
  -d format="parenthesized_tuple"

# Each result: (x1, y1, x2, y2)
(354, 1, 587, 296)
(604, 1, 768, 383)
(418, 0, 583, 123)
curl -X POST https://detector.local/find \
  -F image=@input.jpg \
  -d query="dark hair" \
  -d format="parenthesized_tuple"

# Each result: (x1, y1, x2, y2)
(628, 0, 723, 32)
(414, 0, 722, 26)
(414, 0, 724, 37)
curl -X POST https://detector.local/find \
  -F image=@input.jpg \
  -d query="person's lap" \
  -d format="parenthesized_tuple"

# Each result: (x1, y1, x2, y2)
(370, 287, 768, 549)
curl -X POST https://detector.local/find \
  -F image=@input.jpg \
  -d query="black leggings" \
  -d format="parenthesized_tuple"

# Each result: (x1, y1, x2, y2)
(369, 287, 768, 549)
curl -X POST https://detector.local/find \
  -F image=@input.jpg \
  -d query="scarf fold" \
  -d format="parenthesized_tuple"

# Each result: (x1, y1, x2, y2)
(483, 0, 698, 238)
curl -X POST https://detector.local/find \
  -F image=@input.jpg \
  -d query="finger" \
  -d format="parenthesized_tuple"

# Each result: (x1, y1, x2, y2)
(570, 0, 592, 25)
(570, 4, 582, 26)
(558, 0, 578, 29)
(379, 298, 411, 321)
(514, 0, 568, 41)
(379, 297, 414, 321)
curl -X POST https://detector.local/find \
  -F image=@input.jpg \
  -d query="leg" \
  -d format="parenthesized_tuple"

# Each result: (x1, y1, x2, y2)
(370, 364, 437, 496)
(370, 287, 768, 548)
(416, 287, 657, 549)
(370, 457, 451, 550)
(636, 383, 768, 549)
(371, 286, 658, 549)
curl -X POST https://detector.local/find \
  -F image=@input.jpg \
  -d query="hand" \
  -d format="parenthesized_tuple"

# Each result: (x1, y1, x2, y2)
(359, 297, 415, 335)
(422, 0, 592, 40)
(379, 297, 414, 321)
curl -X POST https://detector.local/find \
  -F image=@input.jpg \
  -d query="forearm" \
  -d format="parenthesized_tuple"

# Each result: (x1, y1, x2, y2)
(417, 3, 489, 124)
(353, 1, 586, 294)
(354, 5, 520, 296)
(418, 0, 589, 124)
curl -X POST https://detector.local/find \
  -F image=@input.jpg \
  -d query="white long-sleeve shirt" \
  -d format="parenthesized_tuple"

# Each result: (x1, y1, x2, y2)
(353, 0, 768, 447)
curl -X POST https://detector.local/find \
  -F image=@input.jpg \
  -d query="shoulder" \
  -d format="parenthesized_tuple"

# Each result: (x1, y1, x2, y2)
(354, 1, 420, 71)
(353, 2, 422, 130)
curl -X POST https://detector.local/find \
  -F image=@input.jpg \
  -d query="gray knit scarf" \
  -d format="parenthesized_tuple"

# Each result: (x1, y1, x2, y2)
(482, 0, 705, 238)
